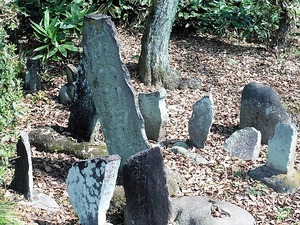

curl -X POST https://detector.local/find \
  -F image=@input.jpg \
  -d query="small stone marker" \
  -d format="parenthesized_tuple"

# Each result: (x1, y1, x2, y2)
(66, 155, 121, 225)
(224, 127, 261, 160)
(82, 14, 150, 166)
(9, 131, 33, 200)
(240, 82, 290, 144)
(123, 147, 170, 225)
(188, 93, 214, 148)
(138, 88, 168, 141)
(267, 122, 297, 174)
(24, 58, 41, 91)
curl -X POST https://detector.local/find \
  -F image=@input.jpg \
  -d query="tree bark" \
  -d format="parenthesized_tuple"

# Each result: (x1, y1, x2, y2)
(138, 0, 179, 87)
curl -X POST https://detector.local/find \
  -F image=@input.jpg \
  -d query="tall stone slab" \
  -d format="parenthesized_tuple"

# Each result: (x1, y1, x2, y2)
(240, 82, 290, 144)
(68, 63, 101, 142)
(188, 93, 214, 148)
(224, 127, 261, 160)
(267, 122, 297, 173)
(138, 88, 169, 141)
(123, 147, 170, 225)
(66, 155, 121, 225)
(82, 14, 150, 166)
(9, 131, 33, 200)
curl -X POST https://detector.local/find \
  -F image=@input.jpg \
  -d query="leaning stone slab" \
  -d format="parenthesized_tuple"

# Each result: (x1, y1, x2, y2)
(240, 82, 291, 144)
(82, 14, 150, 166)
(138, 88, 168, 141)
(188, 93, 214, 148)
(249, 165, 300, 193)
(171, 196, 256, 225)
(123, 147, 170, 225)
(68, 62, 101, 142)
(224, 127, 261, 160)
(66, 155, 121, 225)
(9, 131, 33, 200)
(267, 122, 297, 174)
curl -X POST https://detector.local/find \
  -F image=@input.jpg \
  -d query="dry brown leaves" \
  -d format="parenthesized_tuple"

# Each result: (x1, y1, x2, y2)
(6, 27, 300, 224)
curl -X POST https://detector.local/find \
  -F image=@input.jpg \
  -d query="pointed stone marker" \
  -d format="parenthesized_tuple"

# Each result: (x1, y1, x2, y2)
(82, 14, 150, 166)
(138, 88, 169, 141)
(10, 131, 33, 200)
(66, 155, 121, 225)
(123, 147, 170, 225)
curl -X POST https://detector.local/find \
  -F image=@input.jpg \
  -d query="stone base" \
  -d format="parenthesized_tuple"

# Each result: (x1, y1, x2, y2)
(248, 165, 300, 193)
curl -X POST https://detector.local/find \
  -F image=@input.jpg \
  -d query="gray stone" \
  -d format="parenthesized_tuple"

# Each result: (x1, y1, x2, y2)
(68, 62, 100, 142)
(188, 93, 214, 148)
(10, 131, 33, 200)
(28, 189, 60, 212)
(123, 147, 170, 225)
(138, 88, 169, 141)
(248, 165, 300, 193)
(240, 82, 291, 144)
(171, 142, 208, 164)
(82, 14, 150, 166)
(267, 122, 297, 174)
(25, 58, 41, 91)
(66, 155, 121, 225)
(59, 64, 78, 105)
(224, 127, 261, 160)
(171, 196, 256, 225)
(165, 168, 186, 197)
(58, 83, 76, 105)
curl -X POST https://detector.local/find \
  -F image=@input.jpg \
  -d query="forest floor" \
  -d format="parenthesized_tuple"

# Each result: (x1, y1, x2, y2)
(2, 26, 300, 224)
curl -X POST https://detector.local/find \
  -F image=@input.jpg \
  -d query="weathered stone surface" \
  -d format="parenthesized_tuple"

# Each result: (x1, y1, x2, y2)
(267, 122, 297, 174)
(28, 189, 60, 212)
(10, 131, 33, 200)
(82, 14, 149, 166)
(25, 58, 41, 91)
(59, 64, 78, 105)
(240, 82, 291, 144)
(171, 196, 256, 225)
(171, 142, 208, 164)
(188, 93, 214, 148)
(138, 88, 168, 141)
(66, 155, 120, 225)
(68, 62, 101, 142)
(224, 127, 261, 160)
(249, 165, 300, 193)
(123, 147, 170, 225)
(29, 127, 108, 159)
(165, 168, 186, 197)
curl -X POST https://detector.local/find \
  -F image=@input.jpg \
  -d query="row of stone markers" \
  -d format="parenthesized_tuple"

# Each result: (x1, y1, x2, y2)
(64, 14, 256, 225)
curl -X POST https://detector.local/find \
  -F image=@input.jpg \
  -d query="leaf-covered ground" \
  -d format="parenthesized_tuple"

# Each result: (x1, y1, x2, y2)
(4, 27, 300, 224)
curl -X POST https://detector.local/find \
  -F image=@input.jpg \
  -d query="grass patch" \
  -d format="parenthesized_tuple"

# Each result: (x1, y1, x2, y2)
(0, 195, 22, 225)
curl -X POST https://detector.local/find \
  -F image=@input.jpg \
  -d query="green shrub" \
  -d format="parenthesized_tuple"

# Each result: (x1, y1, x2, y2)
(17, 0, 95, 62)
(0, 0, 24, 185)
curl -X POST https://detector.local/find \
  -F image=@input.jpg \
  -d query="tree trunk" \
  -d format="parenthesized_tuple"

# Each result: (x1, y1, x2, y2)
(138, 0, 179, 87)
(270, 1, 291, 47)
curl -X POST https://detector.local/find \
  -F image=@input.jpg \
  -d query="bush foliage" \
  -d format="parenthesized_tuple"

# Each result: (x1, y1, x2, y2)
(18, 0, 299, 62)
(0, 1, 23, 184)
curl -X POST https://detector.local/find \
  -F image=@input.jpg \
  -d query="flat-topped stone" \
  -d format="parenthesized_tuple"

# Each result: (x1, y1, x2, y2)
(267, 122, 297, 174)
(66, 155, 121, 225)
(224, 127, 261, 160)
